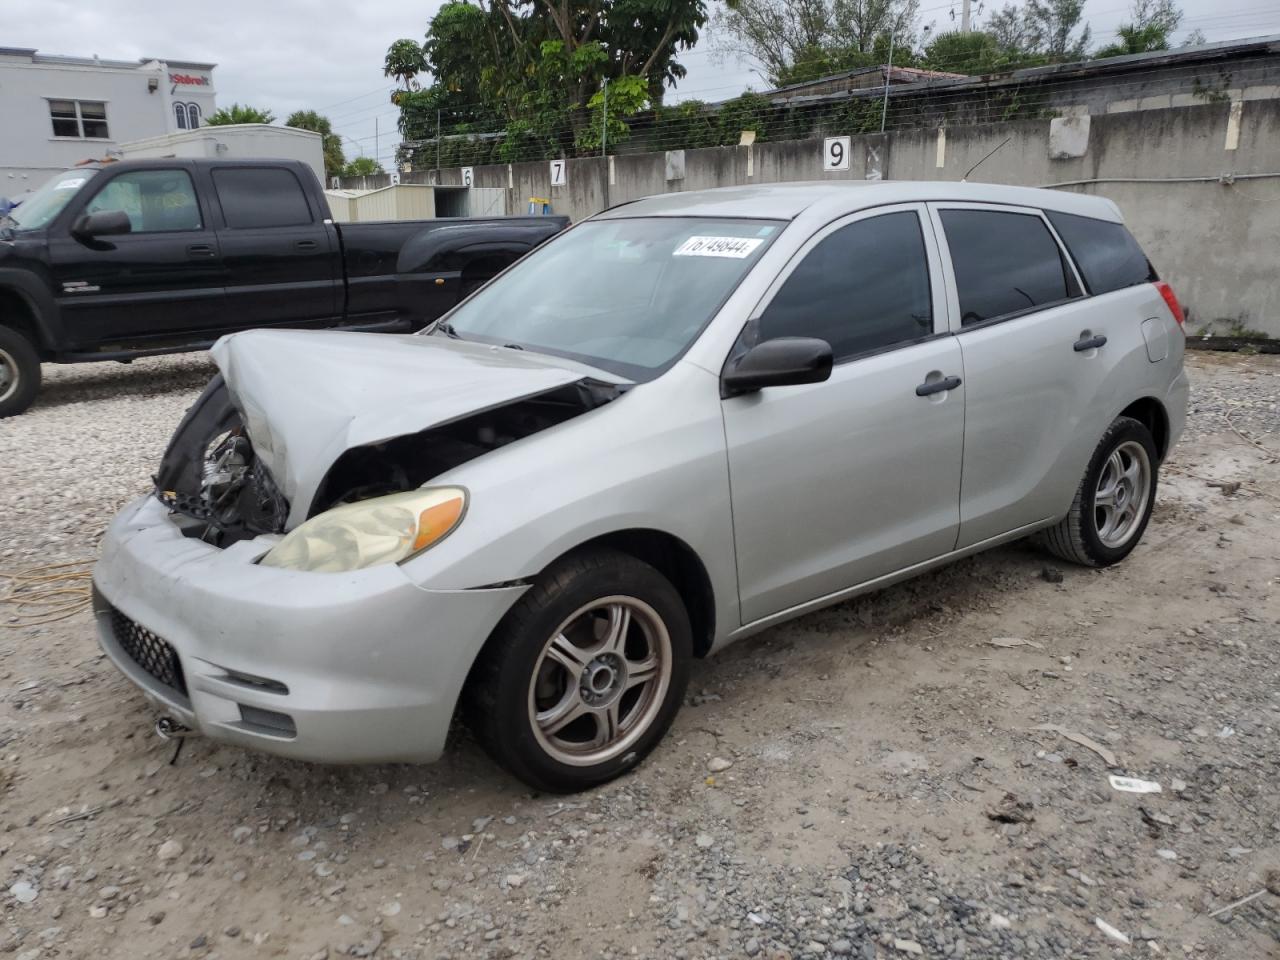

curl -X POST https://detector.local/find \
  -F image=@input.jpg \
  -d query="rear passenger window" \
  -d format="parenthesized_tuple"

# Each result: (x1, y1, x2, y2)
(212, 167, 313, 229)
(940, 210, 1075, 326)
(1046, 211, 1156, 295)
(758, 211, 933, 361)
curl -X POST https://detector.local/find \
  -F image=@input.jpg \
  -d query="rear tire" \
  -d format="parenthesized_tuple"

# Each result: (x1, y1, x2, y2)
(463, 549, 692, 793)
(1040, 416, 1157, 567)
(0, 326, 40, 419)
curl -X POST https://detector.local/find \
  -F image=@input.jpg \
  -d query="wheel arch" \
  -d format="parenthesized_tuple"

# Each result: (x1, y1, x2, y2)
(1117, 395, 1170, 461)
(558, 529, 716, 659)
(0, 283, 51, 358)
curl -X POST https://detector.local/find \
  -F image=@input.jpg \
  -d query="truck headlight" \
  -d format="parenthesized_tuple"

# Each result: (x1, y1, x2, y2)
(260, 487, 466, 573)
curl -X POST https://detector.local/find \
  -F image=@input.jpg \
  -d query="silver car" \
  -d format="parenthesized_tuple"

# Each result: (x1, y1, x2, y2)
(94, 182, 1188, 792)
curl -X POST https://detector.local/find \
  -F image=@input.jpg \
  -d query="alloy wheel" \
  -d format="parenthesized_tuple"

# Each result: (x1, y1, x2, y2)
(1094, 439, 1152, 549)
(0, 348, 16, 403)
(528, 596, 672, 767)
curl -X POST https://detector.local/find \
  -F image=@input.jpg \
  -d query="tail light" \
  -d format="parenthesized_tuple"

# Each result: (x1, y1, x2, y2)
(1154, 281, 1185, 329)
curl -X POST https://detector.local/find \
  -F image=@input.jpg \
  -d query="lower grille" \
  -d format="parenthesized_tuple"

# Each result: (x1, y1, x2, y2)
(108, 608, 188, 697)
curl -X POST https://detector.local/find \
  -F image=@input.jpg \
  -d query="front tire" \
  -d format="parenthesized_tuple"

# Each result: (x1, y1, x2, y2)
(1040, 415, 1158, 567)
(464, 550, 692, 793)
(0, 326, 40, 418)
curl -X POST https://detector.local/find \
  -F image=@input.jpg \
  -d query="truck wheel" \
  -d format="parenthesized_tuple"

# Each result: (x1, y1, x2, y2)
(1039, 416, 1158, 567)
(463, 549, 692, 793)
(0, 327, 40, 418)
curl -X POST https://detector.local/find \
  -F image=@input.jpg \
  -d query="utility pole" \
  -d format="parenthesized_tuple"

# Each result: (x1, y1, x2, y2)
(436, 109, 442, 171)
(601, 78, 608, 157)
(880, 28, 896, 134)
(961, 0, 972, 32)
(374, 117, 379, 170)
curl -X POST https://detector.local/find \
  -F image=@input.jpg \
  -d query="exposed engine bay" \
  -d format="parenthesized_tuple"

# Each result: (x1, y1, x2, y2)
(155, 374, 618, 546)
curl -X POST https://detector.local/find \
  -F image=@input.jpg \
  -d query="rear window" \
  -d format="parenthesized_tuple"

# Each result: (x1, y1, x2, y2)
(212, 167, 313, 229)
(1047, 211, 1156, 295)
(940, 209, 1075, 326)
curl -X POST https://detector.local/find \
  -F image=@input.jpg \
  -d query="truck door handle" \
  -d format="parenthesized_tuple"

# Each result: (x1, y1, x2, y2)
(186, 243, 215, 259)
(916, 375, 962, 397)
(295, 239, 319, 251)
(1074, 334, 1107, 352)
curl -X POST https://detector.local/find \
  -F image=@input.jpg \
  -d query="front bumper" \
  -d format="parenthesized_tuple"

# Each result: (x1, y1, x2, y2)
(93, 496, 526, 764)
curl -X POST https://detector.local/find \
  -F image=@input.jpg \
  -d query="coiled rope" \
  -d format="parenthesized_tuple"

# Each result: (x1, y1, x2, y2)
(0, 561, 94, 627)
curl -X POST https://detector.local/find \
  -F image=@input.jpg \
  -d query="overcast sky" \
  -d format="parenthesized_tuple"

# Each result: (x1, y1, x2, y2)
(9, 0, 1280, 169)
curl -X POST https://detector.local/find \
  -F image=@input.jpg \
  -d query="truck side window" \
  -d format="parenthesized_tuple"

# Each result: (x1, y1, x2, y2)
(84, 170, 202, 233)
(757, 211, 934, 361)
(213, 168, 313, 229)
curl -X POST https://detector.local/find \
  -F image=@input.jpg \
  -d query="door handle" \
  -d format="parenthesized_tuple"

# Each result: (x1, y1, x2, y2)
(915, 375, 962, 397)
(186, 243, 215, 259)
(295, 239, 319, 251)
(1074, 334, 1107, 352)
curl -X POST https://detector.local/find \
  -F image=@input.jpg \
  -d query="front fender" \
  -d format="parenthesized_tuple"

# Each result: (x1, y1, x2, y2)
(399, 362, 742, 645)
(0, 267, 61, 351)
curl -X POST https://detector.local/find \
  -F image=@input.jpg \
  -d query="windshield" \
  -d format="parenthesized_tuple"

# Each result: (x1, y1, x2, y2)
(439, 217, 782, 380)
(3, 169, 98, 232)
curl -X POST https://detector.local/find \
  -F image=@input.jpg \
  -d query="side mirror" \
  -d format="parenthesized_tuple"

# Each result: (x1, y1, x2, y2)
(721, 337, 833, 397)
(72, 209, 132, 240)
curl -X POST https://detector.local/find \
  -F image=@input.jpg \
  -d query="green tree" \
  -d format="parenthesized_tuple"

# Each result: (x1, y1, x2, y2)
(389, 0, 714, 163)
(1026, 0, 1091, 60)
(920, 28, 1046, 74)
(384, 38, 429, 90)
(206, 103, 276, 125)
(285, 110, 346, 178)
(342, 156, 385, 177)
(714, 0, 920, 87)
(1095, 0, 1183, 57)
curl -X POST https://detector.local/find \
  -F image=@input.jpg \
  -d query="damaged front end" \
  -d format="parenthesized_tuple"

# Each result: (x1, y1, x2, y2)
(155, 369, 622, 547)
(154, 374, 290, 545)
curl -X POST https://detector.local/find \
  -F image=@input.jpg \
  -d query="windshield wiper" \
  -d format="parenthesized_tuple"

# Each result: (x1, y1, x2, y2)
(502, 342, 524, 351)
(432, 320, 463, 339)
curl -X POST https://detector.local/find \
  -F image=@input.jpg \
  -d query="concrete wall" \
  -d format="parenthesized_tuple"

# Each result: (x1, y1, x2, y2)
(413, 99, 1280, 334)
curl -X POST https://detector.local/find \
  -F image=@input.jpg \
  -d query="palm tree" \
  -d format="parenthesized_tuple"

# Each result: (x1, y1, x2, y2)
(206, 103, 276, 125)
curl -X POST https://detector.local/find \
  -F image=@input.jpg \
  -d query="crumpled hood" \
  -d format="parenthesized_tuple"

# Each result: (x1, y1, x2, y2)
(211, 328, 628, 520)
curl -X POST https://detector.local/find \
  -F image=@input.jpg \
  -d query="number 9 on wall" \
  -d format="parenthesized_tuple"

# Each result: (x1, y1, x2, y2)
(824, 136, 851, 172)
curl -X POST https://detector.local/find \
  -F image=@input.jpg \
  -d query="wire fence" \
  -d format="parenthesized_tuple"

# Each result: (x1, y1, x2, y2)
(379, 55, 1276, 169)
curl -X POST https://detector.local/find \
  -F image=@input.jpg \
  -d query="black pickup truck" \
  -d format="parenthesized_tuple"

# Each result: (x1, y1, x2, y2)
(0, 158, 568, 416)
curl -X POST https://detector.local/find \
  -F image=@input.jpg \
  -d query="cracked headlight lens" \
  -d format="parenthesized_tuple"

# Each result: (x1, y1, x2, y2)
(260, 487, 466, 573)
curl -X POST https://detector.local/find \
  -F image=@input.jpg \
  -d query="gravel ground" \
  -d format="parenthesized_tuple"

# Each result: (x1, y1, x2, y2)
(1, 349, 1278, 960)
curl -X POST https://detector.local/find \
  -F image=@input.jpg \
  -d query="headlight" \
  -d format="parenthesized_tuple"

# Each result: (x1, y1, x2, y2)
(260, 487, 466, 573)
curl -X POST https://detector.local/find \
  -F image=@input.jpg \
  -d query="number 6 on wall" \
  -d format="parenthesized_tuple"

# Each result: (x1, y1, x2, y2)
(550, 160, 567, 186)
(824, 136, 851, 172)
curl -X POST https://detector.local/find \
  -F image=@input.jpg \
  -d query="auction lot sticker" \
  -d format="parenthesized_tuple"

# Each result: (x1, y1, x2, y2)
(674, 236, 764, 258)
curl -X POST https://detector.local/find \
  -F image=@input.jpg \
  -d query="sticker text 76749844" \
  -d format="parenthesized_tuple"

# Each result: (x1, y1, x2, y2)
(673, 236, 764, 259)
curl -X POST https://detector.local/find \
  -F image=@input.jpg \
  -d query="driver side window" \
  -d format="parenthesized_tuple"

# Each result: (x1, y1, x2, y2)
(85, 170, 202, 233)
(757, 211, 933, 362)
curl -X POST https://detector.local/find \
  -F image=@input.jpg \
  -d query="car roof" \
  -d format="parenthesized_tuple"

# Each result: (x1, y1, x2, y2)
(595, 180, 1123, 223)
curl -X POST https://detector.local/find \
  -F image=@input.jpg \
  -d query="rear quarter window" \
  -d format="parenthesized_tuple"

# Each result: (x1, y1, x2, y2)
(1046, 211, 1156, 295)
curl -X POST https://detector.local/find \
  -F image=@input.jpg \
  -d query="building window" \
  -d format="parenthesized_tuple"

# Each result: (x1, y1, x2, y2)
(49, 99, 109, 139)
(186, 103, 201, 128)
(174, 102, 189, 129)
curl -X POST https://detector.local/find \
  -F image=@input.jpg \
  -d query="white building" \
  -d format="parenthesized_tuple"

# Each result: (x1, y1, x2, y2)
(121, 125, 327, 186)
(0, 47, 217, 193)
